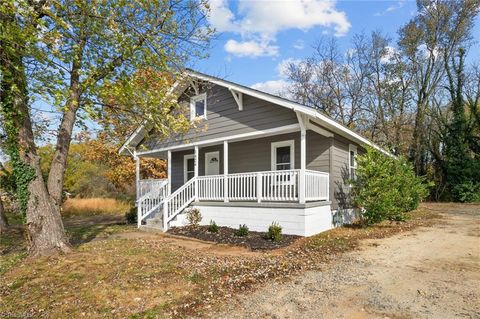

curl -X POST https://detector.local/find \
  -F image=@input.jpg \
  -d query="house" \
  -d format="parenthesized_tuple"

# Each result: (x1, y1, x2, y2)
(119, 69, 386, 236)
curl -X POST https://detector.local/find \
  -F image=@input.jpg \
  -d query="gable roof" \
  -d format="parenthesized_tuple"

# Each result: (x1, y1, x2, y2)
(120, 69, 389, 156)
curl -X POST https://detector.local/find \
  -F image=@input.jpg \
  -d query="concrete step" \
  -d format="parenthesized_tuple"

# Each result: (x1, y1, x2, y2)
(139, 225, 164, 232)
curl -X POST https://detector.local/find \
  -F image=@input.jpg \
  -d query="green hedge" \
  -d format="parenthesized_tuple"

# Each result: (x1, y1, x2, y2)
(351, 148, 430, 225)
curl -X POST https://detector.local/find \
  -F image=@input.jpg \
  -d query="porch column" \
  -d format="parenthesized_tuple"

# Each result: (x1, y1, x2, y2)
(135, 152, 141, 228)
(167, 150, 172, 195)
(296, 112, 306, 204)
(223, 141, 229, 202)
(194, 146, 199, 202)
(135, 153, 140, 201)
(299, 129, 306, 204)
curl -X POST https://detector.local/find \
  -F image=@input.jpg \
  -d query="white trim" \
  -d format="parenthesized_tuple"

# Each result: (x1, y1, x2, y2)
(136, 123, 300, 156)
(349, 144, 358, 184)
(204, 151, 220, 176)
(223, 141, 229, 202)
(190, 92, 207, 121)
(229, 88, 243, 111)
(297, 112, 307, 204)
(183, 154, 194, 183)
(194, 146, 199, 201)
(307, 119, 334, 137)
(167, 150, 172, 195)
(271, 140, 295, 171)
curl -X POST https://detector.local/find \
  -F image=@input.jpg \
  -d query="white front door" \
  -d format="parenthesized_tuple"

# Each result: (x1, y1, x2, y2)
(205, 151, 220, 175)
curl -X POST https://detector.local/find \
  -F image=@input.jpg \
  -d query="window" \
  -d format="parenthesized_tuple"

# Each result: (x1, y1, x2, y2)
(349, 144, 357, 181)
(271, 140, 295, 171)
(184, 154, 195, 183)
(190, 93, 207, 120)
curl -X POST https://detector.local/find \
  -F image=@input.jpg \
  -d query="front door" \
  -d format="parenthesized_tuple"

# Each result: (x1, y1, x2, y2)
(205, 151, 220, 175)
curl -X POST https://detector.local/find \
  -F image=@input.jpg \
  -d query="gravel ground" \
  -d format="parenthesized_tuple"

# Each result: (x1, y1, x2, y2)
(212, 204, 480, 319)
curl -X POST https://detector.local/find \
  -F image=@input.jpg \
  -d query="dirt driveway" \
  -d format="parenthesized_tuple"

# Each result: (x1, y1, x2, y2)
(214, 204, 480, 319)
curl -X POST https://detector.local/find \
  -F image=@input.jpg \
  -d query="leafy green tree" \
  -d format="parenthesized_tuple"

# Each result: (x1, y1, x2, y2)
(442, 48, 480, 202)
(0, 0, 211, 256)
(352, 148, 430, 225)
(398, 0, 479, 176)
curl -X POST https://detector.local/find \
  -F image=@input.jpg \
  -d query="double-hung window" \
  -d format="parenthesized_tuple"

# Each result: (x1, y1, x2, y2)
(190, 93, 207, 120)
(349, 144, 357, 181)
(271, 140, 295, 171)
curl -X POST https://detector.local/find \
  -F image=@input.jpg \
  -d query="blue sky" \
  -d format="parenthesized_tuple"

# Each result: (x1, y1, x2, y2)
(193, 0, 480, 94)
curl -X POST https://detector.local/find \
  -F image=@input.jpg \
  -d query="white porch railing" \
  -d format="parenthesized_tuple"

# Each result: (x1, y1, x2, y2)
(137, 180, 169, 225)
(138, 179, 168, 200)
(164, 177, 196, 224)
(137, 169, 329, 230)
(305, 170, 329, 201)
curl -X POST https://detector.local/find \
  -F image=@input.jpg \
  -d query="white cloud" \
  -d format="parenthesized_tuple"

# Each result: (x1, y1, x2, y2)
(374, 0, 405, 16)
(251, 79, 289, 95)
(293, 40, 305, 50)
(276, 58, 301, 78)
(250, 58, 303, 95)
(224, 39, 279, 57)
(209, 0, 351, 57)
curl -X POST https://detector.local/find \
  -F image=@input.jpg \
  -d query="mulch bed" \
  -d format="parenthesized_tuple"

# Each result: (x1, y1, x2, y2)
(168, 225, 300, 250)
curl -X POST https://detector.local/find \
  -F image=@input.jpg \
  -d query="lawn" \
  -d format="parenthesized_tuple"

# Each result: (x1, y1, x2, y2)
(0, 204, 442, 318)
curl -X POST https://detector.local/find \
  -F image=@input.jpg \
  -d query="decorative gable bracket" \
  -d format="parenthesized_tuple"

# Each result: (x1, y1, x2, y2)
(229, 88, 243, 111)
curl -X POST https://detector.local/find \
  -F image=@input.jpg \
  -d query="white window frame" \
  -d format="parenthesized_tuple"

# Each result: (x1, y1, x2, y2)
(271, 140, 295, 171)
(184, 154, 195, 183)
(190, 93, 207, 121)
(349, 144, 358, 184)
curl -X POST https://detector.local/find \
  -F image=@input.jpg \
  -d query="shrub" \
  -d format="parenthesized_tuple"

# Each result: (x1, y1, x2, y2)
(351, 147, 430, 225)
(207, 220, 219, 233)
(267, 222, 282, 241)
(186, 208, 202, 226)
(125, 207, 137, 224)
(236, 224, 249, 237)
(452, 181, 480, 203)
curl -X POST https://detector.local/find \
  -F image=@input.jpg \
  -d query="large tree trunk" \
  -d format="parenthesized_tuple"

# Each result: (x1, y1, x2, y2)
(0, 13, 71, 256)
(47, 37, 85, 207)
(0, 195, 8, 234)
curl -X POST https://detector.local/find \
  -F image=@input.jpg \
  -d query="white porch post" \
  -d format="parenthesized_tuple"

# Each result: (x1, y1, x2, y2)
(135, 153, 140, 200)
(223, 141, 229, 202)
(194, 146, 199, 202)
(135, 153, 141, 227)
(167, 150, 172, 195)
(296, 113, 306, 204)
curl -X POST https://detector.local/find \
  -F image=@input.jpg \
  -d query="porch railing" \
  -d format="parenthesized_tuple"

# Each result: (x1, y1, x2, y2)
(305, 170, 329, 201)
(137, 180, 169, 225)
(197, 169, 327, 203)
(137, 169, 329, 229)
(138, 179, 168, 200)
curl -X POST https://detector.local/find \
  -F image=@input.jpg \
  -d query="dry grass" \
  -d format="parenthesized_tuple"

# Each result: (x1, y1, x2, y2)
(62, 198, 131, 217)
(0, 204, 448, 318)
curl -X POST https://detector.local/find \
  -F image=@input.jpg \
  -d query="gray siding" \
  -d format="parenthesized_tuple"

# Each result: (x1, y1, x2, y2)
(229, 132, 301, 173)
(139, 84, 298, 150)
(306, 130, 330, 172)
(170, 131, 333, 192)
(331, 135, 363, 209)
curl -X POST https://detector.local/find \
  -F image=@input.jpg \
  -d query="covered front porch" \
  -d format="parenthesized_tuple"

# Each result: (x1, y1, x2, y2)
(134, 122, 332, 232)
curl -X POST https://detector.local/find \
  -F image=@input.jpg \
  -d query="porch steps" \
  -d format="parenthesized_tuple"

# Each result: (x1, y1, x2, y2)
(144, 215, 164, 231)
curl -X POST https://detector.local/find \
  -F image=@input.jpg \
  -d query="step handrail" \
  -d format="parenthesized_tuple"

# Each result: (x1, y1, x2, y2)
(163, 177, 196, 230)
(137, 181, 169, 226)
